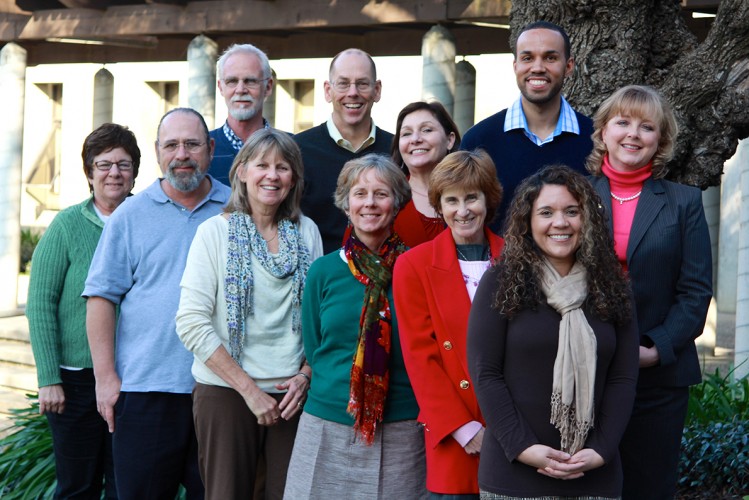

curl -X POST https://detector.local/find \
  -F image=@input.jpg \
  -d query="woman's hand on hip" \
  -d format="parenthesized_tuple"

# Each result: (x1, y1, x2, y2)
(38, 384, 65, 415)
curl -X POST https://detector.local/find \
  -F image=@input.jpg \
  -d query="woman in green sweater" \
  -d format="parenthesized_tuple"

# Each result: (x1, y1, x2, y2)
(284, 154, 426, 499)
(26, 123, 140, 499)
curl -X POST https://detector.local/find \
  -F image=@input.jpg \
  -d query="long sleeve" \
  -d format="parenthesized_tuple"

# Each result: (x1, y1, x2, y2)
(393, 252, 475, 445)
(639, 188, 712, 366)
(176, 217, 223, 364)
(27, 216, 69, 387)
(467, 266, 538, 462)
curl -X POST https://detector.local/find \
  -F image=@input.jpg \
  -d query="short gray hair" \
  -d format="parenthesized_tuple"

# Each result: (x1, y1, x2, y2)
(334, 154, 411, 214)
(217, 43, 271, 80)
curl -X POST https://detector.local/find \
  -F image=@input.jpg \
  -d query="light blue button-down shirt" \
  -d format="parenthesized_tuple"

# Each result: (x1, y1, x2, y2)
(504, 96, 580, 146)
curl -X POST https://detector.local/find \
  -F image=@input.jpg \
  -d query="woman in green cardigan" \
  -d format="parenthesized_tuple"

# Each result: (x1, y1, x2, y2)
(26, 123, 140, 499)
(284, 153, 426, 499)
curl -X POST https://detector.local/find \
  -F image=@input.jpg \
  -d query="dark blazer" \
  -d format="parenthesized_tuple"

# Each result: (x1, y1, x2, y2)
(393, 227, 504, 494)
(591, 175, 712, 387)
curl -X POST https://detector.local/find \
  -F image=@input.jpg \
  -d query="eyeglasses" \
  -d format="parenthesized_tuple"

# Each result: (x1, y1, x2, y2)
(222, 77, 268, 90)
(331, 79, 373, 93)
(159, 141, 206, 153)
(94, 160, 134, 171)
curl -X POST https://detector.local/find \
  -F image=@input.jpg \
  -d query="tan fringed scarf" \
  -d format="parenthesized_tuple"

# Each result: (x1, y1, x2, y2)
(540, 259, 597, 455)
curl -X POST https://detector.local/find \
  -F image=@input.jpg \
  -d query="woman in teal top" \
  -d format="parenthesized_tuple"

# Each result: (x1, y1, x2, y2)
(26, 123, 140, 499)
(284, 154, 425, 499)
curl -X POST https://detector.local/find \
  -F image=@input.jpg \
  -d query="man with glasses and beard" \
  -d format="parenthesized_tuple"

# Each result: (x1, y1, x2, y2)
(84, 108, 230, 499)
(296, 48, 394, 253)
(209, 43, 274, 186)
(461, 21, 593, 231)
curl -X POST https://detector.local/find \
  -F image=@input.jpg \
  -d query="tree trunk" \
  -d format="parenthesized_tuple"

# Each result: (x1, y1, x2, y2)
(510, 0, 749, 188)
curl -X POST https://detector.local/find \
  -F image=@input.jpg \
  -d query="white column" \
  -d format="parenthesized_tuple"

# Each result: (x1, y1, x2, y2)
(697, 185, 720, 354)
(421, 25, 456, 114)
(0, 43, 26, 314)
(187, 35, 218, 128)
(454, 59, 476, 137)
(735, 139, 749, 379)
(92, 68, 114, 128)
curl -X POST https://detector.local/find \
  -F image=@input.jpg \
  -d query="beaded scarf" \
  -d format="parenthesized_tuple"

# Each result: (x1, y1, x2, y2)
(345, 230, 407, 444)
(225, 212, 311, 364)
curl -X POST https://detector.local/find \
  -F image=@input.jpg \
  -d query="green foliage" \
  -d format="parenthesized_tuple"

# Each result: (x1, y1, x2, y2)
(687, 369, 749, 426)
(0, 395, 56, 500)
(678, 369, 749, 499)
(20, 228, 42, 273)
(0, 394, 188, 499)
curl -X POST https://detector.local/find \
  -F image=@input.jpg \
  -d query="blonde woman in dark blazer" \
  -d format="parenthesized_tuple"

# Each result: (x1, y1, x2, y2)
(587, 85, 713, 500)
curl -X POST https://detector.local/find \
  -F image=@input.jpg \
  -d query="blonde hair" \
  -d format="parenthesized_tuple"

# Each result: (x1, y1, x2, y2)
(224, 129, 304, 222)
(586, 85, 678, 179)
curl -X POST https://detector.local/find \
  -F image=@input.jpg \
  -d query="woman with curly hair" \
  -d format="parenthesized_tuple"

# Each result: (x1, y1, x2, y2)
(587, 85, 712, 500)
(467, 165, 639, 499)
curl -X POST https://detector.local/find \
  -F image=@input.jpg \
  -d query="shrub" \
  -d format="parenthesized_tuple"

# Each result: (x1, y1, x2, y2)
(0, 395, 55, 499)
(677, 369, 749, 499)
(20, 228, 42, 273)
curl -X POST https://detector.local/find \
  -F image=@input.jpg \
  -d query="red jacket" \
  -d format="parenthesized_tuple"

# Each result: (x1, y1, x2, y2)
(393, 227, 504, 494)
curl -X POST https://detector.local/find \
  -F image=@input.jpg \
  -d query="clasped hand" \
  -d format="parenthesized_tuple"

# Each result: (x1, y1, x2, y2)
(517, 444, 604, 480)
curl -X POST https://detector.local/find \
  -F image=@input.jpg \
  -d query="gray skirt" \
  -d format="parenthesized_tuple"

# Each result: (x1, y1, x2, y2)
(480, 493, 620, 500)
(284, 412, 427, 499)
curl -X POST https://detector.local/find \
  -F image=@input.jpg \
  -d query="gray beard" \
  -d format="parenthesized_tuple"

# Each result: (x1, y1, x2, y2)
(166, 163, 206, 193)
(229, 105, 259, 122)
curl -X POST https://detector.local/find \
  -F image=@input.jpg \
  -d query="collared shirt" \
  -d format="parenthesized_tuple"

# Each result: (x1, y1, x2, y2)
(326, 116, 376, 153)
(504, 96, 580, 146)
(222, 118, 270, 151)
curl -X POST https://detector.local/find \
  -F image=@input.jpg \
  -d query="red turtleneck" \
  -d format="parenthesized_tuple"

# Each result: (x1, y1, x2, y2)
(602, 156, 653, 270)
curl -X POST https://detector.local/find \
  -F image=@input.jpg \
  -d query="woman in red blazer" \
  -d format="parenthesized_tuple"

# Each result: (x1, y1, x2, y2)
(393, 150, 504, 498)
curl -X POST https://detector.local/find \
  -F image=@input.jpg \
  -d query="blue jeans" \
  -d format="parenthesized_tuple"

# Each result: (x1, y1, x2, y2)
(46, 368, 116, 500)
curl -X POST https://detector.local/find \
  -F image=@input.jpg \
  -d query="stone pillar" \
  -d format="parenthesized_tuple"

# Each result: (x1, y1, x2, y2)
(454, 60, 476, 137)
(0, 43, 26, 314)
(187, 35, 218, 129)
(264, 68, 277, 128)
(421, 25, 456, 115)
(92, 68, 114, 128)
(735, 139, 749, 380)
(697, 185, 720, 354)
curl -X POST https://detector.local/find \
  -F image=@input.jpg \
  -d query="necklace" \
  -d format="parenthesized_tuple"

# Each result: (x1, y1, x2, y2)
(262, 227, 278, 243)
(410, 187, 428, 197)
(611, 191, 641, 205)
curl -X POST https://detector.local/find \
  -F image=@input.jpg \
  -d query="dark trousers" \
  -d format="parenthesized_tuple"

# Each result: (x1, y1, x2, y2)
(192, 383, 300, 500)
(620, 385, 689, 500)
(112, 392, 203, 500)
(46, 368, 116, 500)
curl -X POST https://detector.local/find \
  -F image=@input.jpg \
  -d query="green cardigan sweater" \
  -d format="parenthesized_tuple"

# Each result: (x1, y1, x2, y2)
(26, 197, 105, 387)
(301, 251, 419, 425)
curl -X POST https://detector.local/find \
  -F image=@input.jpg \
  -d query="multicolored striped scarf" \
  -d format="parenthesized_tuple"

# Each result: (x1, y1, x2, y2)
(345, 229, 407, 444)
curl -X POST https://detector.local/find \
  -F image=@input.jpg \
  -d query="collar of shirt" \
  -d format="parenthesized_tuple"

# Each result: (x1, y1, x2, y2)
(222, 119, 270, 151)
(503, 96, 580, 146)
(326, 116, 376, 153)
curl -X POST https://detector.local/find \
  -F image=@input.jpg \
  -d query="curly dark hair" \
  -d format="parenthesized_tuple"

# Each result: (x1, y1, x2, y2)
(493, 165, 631, 324)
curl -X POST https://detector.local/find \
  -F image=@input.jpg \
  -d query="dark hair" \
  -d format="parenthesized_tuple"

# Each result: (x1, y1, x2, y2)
(329, 48, 377, 81)
(390, 101, 461, 173)
(514, 20, 572, 61)
(587, 85, 678, 180)
(428, 150, 502, 225)
(225, 128, 304, 223)
(494, 164, 630, 324)
(82, 123, 141, 192)
(156, 107, 210, 145)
